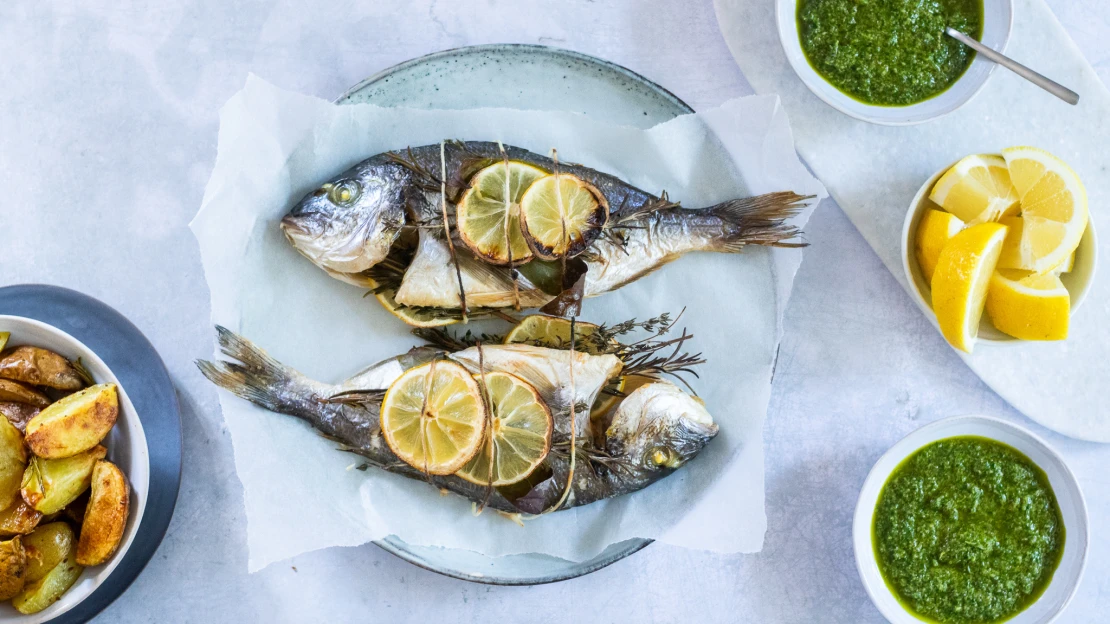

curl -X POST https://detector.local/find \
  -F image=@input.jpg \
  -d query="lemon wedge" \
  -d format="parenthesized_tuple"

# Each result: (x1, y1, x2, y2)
(931, 222, 1009, 353)
(985, 270, 1070, 341)
(915, 208, 965, 282)
(455, 372, 552, 487)
(998, 147, 1088, 274)
(1053, 252, 1075, 274)
(519, 173, 609, 259)
(456, 161, 547, 265)
(503, 315, 605, 353)
(380, 360, 487, 475)
(929, 154, 1020, 225)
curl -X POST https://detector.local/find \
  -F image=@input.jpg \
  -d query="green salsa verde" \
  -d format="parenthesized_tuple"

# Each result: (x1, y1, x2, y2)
(797, 0, 984, 106)
(873, 437, 1064, 624)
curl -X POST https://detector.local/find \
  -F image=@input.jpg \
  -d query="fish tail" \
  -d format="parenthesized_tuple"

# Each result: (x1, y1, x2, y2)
(196, 326, 315, 418)
(708, 191, 813, 251)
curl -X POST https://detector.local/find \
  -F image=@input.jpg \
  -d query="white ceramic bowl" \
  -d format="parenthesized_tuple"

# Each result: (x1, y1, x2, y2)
(854, 415, 1088, 624)
(901, 159, 1098, 344)
(0, 316, 149, 623)
(776, 0, 1014, 125)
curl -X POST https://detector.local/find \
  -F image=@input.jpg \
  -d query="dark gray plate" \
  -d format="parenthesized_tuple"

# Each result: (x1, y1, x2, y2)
(0, 285, 182, 621)
(341, 43, 694, 585)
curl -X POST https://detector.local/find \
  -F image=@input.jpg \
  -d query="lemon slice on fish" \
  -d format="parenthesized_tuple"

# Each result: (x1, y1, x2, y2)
(373, 286, 459, 328)
(456, 161, 547, 265)
(455, 372, 553, 486)
(519, 173, 609, 259)
(380, 360, 487, 475)
(503, 315, 606, 353)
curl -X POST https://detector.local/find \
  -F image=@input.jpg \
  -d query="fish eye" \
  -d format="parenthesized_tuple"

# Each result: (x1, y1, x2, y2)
(647, 446, 683, 469)
(327, 180, 362, 205)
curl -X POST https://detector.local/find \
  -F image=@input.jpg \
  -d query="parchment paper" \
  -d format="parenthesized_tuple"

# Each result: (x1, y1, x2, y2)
(191, 75, 825, 572)
(715, 0, 1110, 441)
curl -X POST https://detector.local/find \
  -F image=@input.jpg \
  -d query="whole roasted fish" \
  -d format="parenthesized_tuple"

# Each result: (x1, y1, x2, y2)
(280, 141, 809, 319)
(197, 320, 719, 514)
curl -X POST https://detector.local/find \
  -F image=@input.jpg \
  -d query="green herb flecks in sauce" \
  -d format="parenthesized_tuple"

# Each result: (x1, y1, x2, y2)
(797, 0, 984, 106)
(874, 437, 1064, 623)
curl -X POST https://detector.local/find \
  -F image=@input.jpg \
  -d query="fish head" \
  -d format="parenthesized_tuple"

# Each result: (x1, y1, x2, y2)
(604, 381, 718, 478)
(280, 161, 407, 275)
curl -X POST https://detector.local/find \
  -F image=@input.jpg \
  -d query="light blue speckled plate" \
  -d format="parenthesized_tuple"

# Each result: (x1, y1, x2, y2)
(340, 43, 694, 585)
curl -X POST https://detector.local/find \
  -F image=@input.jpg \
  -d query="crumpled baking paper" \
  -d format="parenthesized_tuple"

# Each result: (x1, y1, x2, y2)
(191, 75, 825, 571)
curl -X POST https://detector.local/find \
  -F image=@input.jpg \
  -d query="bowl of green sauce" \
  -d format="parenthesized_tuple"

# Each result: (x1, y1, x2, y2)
(778, 0, 1013, 124)
(854, 415, 1088, 623)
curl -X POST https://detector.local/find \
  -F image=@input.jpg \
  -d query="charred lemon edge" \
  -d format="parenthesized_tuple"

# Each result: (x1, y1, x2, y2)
(519, 173, 610, 260)
(454, 371, 554, 487)
(455, 161, 547, 266)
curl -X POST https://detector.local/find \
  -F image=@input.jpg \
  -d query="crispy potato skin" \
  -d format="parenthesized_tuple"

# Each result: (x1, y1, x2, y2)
(0, 347, 84, 391)
(0, 501, 42, 537)
(0, 418, 27, 510)
(76, 461, 129, 566)
(0, 536, 26, 600)
(25, 384, 118, 459)
(0, 381, 49, 409)
(0, 402, 39, 433)
(20, 446, 107, 515)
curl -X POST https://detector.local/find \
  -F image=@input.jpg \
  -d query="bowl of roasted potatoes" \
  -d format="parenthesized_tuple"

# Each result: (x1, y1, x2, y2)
(0, 315, 148, 621)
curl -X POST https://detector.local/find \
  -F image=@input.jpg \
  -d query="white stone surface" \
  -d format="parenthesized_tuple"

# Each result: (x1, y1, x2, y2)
(0, 1, 1106, 622)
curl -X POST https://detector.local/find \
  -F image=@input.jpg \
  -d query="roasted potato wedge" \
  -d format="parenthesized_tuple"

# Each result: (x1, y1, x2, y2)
(0, 380, 49, 409)
(0, 417, 27, 509)
(25, 384, 118, 459)
(12, 534, 82, 614)
(22, 522, 74, 584)
(0, 536, 26, 600)
(0, 333, 8, 352)
(76, 461, 129, 566)
(0, 346, 85, 391)
(0, 500, 42, 537)
(20, 445, 107, 515)
(0, 402, 39, 433)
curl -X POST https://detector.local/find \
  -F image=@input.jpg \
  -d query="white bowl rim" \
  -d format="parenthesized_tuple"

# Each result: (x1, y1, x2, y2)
(853, 414, 1089, 624)
(775, 0, 1015, 125)
(899, 158, 1099, 346)
(0, 314, 150, 623)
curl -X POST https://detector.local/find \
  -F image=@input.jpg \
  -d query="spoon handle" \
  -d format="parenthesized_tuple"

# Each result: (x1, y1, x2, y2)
(945, 28, 1079, 105)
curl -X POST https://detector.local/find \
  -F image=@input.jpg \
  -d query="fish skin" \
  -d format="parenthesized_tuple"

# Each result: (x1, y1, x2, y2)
(197, 327, 718, 514)
(279, 142, 807, 307)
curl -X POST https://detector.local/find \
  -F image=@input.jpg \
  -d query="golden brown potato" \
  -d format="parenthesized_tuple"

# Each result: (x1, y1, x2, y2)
(20, 445, 106, 515)
(76, 461, 129, 566)
(0, 333, 8, 352)
(0, 346, 85, 391)
(0, 501, 42, 537)
(0, 402, 39, 433)
(24, 384, 118, 459)
(12, 533, 82, 614)
(0, 380, 49, 409)
(0, 536, 26, 600)
(22, 522, 74, 584)
(0, 417, 27, 509)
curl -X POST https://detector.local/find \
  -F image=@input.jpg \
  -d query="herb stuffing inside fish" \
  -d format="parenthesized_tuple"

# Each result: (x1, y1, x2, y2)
(197, 315, 719, 515)
(280, 141, 810, 324)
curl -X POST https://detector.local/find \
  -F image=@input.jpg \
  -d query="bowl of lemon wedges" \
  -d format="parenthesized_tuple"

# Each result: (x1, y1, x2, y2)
(902, 147, 1097, 353)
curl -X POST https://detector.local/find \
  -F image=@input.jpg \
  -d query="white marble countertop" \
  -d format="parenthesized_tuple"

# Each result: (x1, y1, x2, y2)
(1, 1, 1107, 622)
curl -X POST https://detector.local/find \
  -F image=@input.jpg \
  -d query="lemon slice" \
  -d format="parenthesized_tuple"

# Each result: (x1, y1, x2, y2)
(929, 154, 1020, 225)
(373, 284, 459, 328)
(455, 372, 552, 486)
(519, 173, 609, 260)
(998, 147, 1088, 274)
(380, 360, 487, 475)
(931, 222, 1009, 353)
(503, 315, 605, 353)
(985, 270, 1069, 341)
(915, 208, 965, 282)
(456, 161, 548, 265)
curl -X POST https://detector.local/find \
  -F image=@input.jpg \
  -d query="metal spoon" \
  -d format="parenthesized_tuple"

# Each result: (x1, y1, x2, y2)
(945, 27, 1079, 105)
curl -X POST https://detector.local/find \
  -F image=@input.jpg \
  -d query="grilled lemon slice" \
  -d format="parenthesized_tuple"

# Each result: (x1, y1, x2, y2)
(372, 284, 459, 328)
(455, 372, 552, 487)
(456, 161, 547, 265)
(519, 173, 608, 260)
(503, 314, 604, 353)
(380, 361, 486, 475)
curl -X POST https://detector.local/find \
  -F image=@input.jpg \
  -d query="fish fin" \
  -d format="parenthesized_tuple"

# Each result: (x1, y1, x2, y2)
(196, 326, 310, 416)
(708, 191, 813, 251)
